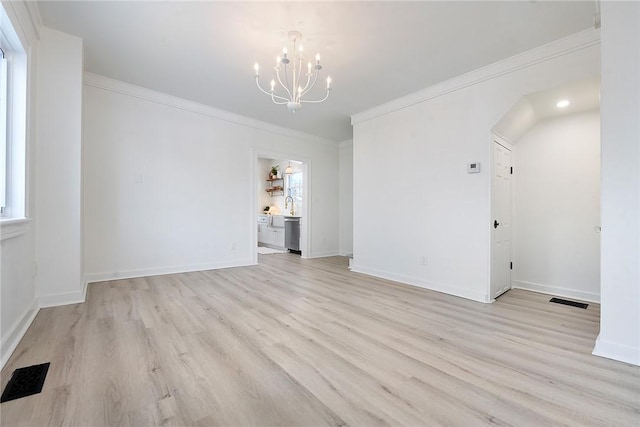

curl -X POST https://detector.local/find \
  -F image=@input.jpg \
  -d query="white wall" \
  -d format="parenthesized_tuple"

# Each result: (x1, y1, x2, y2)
(351, 31, 600, 302)
(83, 75, 340, 281)
(512, 110, 600, 302)
(1, 225, 37, 365)
(594, 1, 640, 366)
(339, 139, 353, 255)
(0, 1, 39, 368)
(35, 27, 84, 306)
(257, 158, 274, 214)
(493, 98, 538, 143)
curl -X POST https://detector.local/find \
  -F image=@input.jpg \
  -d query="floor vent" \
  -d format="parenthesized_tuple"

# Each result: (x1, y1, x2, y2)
(549, 297, 588, 309)
(1, 362, 50, 403)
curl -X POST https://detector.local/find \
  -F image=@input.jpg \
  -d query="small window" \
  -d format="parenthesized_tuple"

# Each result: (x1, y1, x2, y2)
(0, 4, 27, 220)
(285, 169, 303, 215)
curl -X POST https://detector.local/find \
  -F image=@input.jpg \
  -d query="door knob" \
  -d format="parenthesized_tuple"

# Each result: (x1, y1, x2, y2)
(494, 220, 500, 229)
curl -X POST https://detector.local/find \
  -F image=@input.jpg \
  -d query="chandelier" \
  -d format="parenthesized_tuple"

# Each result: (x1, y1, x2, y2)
(254, 30, 331, 113)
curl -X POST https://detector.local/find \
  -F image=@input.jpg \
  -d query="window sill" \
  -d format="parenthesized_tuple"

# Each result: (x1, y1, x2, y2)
(0, 217, 31, 241)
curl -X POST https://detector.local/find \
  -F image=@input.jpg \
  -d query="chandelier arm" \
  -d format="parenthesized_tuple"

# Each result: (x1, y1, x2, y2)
(256, 78, 290, 102)
(292, 38, 299, 101)
(295, 56, 304, 102)
(298, 64, 315, 95)
(300, 71, 319, 98)
(282, 63, 293, 99)
(255, 78, 275, 96)
(270, 96, 288, 105)
(275, 66, 293, 101)
(299, 89, 331, 104)
(270, 92, 292, 103)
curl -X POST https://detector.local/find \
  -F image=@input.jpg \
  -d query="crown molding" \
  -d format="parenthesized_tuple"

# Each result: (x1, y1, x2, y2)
(2, 0, 42, 46)
(83, 72, 338, 146)
(351, 28, 601, 126)
(24, 1, 42, 40)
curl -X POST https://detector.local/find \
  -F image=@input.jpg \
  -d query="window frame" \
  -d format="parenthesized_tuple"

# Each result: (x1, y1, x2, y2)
(285, 169, 303, 215)
(0, 3, 31, 241)
(0, 43, 8, 216)
(0, 9, 28, 223)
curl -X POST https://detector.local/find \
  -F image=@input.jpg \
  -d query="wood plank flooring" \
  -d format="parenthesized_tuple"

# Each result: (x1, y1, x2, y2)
(1, 254, 639, 426)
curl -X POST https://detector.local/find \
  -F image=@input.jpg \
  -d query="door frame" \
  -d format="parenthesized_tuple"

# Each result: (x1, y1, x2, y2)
(251, 148, 311, 264)
(488, 133, 514, 301)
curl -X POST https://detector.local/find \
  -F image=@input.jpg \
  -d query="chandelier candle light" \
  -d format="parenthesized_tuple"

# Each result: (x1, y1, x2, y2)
(254, 30, 331, 113)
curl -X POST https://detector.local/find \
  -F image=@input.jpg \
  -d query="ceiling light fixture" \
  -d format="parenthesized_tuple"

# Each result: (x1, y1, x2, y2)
(556, 99, 570, 108)
(254, 30, 331, 114)
(284, 162, 294, 175)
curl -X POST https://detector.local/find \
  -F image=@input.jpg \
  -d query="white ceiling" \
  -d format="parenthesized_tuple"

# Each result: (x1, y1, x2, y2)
(493, 77, 601, 142)
(526, 77, 601, 119)
(36, 1, 597, 142)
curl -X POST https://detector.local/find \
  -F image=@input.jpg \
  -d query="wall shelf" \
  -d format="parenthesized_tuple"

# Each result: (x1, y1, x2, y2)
(266, 178, 284, 196)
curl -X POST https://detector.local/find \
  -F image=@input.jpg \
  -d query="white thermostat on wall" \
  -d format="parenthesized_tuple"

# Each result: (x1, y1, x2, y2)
(467, 162, 481, 173)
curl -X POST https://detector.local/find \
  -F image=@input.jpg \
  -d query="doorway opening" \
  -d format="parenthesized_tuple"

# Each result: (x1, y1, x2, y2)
(253, 151, 310, 264)
(489, 77, 601, 303)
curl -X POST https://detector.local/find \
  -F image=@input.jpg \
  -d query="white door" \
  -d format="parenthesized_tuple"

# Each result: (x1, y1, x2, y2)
(491, 140, 512, 299)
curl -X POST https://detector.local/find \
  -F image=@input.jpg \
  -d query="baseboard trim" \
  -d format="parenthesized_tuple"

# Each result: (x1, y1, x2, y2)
(38, 292, 84, 308)
(85, 258, 254, 284)
(511, 280, 600, 303)
(1, 298, 39, 369)
(304, 251, 340, 259)
(351, 264, 488, 303)
(258, 243, 286, 251)
(38, 279, 88, 308)
(592, 334, 640, 366)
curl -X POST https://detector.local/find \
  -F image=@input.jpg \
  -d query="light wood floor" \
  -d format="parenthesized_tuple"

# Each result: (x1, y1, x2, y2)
(1, 254, 639, 426)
